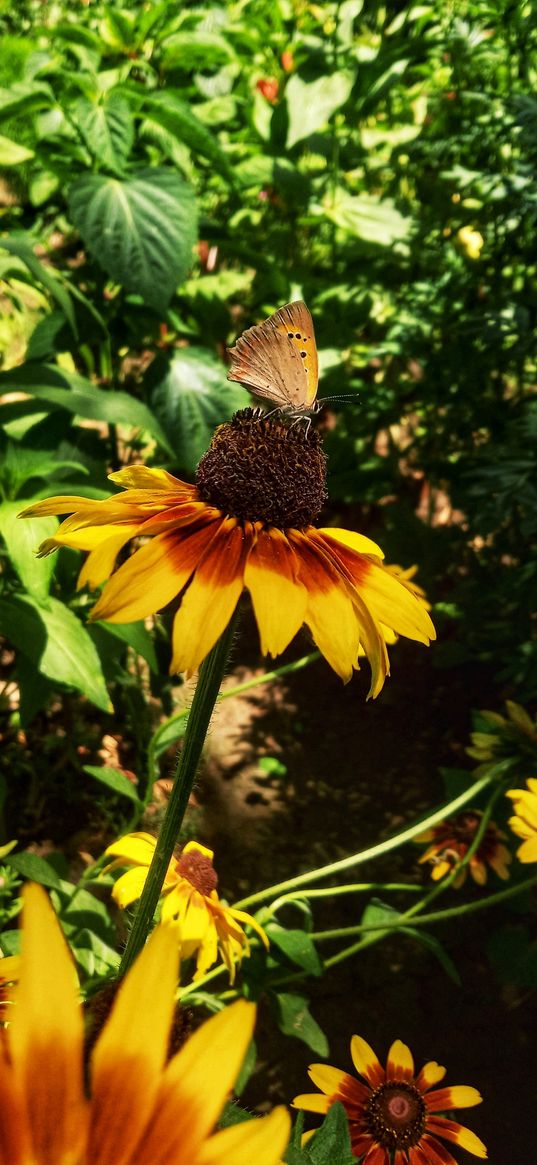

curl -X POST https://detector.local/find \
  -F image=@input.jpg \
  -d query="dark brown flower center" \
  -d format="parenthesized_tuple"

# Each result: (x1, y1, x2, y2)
(196, 408, 327, 528)
(176, 849, 218, 896)
(363, 1082, 427, 1150)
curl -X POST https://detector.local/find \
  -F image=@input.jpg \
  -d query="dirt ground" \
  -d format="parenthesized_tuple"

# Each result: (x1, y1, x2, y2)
(196, 611, 535, 1159)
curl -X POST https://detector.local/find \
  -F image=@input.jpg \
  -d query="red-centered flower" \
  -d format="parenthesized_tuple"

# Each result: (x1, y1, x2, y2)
(22, 409, 435, 698)
(416, 810, 512, 888)
(293, 1034, 487, 1163)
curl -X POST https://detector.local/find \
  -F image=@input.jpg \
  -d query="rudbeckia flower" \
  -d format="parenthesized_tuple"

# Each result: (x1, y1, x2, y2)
(104, 834, 268, 982)
(293, 1034, 487, 1162)
(1, 883, 290, 1165)
(506, 778, 537, 862)
(416, 810, 511, 887)
(22, 409, 435, 698)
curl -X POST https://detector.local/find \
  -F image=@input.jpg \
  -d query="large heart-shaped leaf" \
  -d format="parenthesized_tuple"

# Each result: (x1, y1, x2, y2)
(72, 94, 134, 173)
(285, 71, 355, 148)
(67, 167, 198, 311)
(150, 347, 248, 472)
(0, 501, 58, 600)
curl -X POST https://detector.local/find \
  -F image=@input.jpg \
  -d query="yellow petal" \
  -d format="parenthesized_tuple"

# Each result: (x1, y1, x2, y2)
(111, 867, 150, 909)
(195, 1106, 291, 1165)
(244, 528, 308, 656)
(91, 524, 217, 624)
(104, 832, 157, 866)
(292, 1091, 331, 1113)
(358, 560, 436, 644)
(516, 836, 537, 863)
(77, 526, 141, 589)
(108, 467, 191, 491)
(134, 1000, 256, 1163)
(182, 840, 215, 861)
(9, 885, 86, 1165)
(170, 520, 250, 674)
(415, 1060, 447, 1091)
(19, 495, 103, 517)
(88, 924, 179, 1165)
(319, 527, 384, 559)
(350, 1035, 385, 1087)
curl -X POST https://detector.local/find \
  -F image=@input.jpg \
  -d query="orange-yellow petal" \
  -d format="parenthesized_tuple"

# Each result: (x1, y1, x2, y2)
(307, 1063, 353, 1097)
(386, 1039, 414, 1082)
(292, 1091, 332, 1114)
(350, 1035, 385, 1087)
(170, 519, 251, 674)
(291, 532, 361, 682)
(133, 1000, 256, 1164)
(415, 1061, 447, 1091)
(515, 836, 537, 863)
(91, 523, 218, 624)
(9, 885, 86, 1165)
(104, 832, 157, 867)
(88, 924, 179, 1165)
(244, 527, 308, 656)
(108, 466, 192, 492)
(426, 1117, 487, 1158)
(0, 1045, 31, 1165)
(111, 867, 151, 909)
(77, 525, 141, 589)
(426, 1085, 482, 1112)
(195, 1106, 291, 1165)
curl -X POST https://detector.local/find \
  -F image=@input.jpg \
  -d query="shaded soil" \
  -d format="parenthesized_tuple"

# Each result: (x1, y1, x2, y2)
(196, 610, 535, 1158)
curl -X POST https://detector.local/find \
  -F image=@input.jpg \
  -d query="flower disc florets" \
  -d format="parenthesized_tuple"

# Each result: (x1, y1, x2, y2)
(176, 847, 218, 896)
(364, 1081, 427, 1150)
(196, 408, 327, 528)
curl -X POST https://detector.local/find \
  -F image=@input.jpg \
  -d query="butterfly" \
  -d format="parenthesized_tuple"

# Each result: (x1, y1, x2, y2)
(227, 301, 319, 419)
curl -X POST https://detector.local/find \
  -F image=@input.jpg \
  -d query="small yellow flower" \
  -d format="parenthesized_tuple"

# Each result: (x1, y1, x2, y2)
(293, 1033, 487, 1161)
(22, 410, 435, 698)
(506, 777, 537, 863)
(104, 834, 268, 982)
(456, 226, 484, 259)
(0, 883, 290, 1165)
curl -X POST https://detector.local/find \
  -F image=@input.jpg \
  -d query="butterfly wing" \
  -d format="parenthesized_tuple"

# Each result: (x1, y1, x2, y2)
(227, 301, 318, 410)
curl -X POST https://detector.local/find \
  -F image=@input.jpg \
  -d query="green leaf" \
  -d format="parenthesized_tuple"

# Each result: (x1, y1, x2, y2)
(97, 621, 159, 673)
(0, 81, 53, 122)
(0, 500, 57, 599)
(0, 237, 78, 336)
(323, 191, 411, 245)
(0, 931, 21, 956)
(361, 897, 400, 939)
(71, 93, 134, 173)
(0, 364, 173, 454)
(149, 347, 248, 471)
(149, 712, 188, 762)
(0, 135, 34, 165)
(0, 595, 111, 712)
(5, 851, 63, 890)
(285, 72, 355, 148)
(307, 1103, 354, 1165)
(271, 992, 328, 1055)
(83, 765, 142, 805)
(267, 923, 323, 976)
(143, 92, 233, 183)
(67, 168, 198, 311)
(218, 1102, 254, 1129)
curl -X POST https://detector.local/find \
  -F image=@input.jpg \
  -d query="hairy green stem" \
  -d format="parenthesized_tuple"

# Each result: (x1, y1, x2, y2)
(119, 613, 239, 976)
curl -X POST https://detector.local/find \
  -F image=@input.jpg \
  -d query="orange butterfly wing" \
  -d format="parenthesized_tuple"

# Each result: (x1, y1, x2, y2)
(227, 301, 318, 411)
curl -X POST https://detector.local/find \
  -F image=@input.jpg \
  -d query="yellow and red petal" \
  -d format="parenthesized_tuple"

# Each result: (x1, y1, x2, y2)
(244, 527, 308, 657)
(134, 1000, 256, 1163)
(386, 1039, 414, 1082)
(469, 859, 487, 886)
(362, 1144, 390, 1164)
(415, 1061, 447, 1092)
(91, 522, 218, 624)
(426, 1117, 487, 1158)
(412, 1138, 458, 1165)
(88, 924, 179, 1165)
(307, 1063, 352, 1098)
(426, 1085, 482, 1112)
(194, 1106, 291, 1165)
(77, 525, 142, 589)
(290, 532, 361, 682)
(0, 1049, 33, 1165)
(350, 1035, 385, 1088)
(170, 519, 252, 674)
(9, 885, 86, 1165)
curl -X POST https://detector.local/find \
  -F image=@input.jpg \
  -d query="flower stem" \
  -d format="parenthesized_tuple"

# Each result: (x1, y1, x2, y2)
(119, 612, 239, 976)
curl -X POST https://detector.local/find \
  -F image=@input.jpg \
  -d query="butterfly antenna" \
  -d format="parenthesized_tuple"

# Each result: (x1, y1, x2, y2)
(317, 392, 360, 406)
